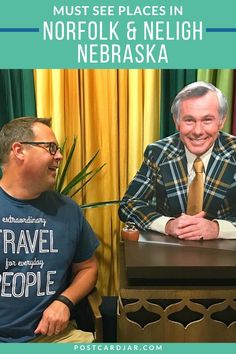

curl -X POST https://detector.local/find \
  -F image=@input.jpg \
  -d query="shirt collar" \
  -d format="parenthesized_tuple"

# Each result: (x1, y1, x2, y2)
(185, 145, 214, 175)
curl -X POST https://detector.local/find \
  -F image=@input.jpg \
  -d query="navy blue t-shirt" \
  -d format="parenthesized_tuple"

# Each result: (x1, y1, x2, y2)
(0, 188, 99, 342)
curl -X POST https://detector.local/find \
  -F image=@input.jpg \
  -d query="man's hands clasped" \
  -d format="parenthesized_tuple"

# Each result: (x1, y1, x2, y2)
(165, 211, 219, 241)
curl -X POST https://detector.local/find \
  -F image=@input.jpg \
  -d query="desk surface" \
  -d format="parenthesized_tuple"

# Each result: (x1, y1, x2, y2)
(139, 231, 236, 251)
(123, 232, 236, 285)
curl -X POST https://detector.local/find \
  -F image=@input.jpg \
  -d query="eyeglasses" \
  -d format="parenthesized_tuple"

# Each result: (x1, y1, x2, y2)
(20, 141, 62, 156)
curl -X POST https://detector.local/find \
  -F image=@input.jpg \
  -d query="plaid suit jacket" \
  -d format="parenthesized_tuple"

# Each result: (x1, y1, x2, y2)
(118, 131, 236, 230)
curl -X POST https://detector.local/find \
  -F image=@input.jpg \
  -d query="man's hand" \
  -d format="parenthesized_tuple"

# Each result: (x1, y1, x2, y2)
(34, 300, 70, 336)
(34, 255, 98, 337)
(165, 211, 219, 240)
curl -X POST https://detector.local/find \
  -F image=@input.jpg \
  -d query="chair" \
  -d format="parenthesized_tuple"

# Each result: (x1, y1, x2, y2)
(73, 287, 103, 342)
(87, 288, 103, 342)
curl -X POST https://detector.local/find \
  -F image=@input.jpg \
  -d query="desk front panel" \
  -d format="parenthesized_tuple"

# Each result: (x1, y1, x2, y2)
(124, 238, 236, 284)
(118, 242, 236, 342)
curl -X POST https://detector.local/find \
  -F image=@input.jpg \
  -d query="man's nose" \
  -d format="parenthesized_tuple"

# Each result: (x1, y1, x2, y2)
(54, 149, 63, 161)
(193, 122, 203, 135)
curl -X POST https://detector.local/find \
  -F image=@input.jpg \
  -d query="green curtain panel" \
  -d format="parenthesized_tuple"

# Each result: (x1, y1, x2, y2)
(160, 69, 197, 138)
(197, 69, 234, 133)
(0, 69, 36, 128)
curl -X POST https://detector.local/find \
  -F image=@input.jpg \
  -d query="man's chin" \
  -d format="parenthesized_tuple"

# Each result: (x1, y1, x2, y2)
(46, 178, 56, 190)
(186, 145, 209, 156)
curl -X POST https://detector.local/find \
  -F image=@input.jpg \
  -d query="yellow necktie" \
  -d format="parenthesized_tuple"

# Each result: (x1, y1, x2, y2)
(186, 158, 204, 215)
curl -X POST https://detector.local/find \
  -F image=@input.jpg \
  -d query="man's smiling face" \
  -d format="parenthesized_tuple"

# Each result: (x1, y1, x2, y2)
(174, 91, 226, 156)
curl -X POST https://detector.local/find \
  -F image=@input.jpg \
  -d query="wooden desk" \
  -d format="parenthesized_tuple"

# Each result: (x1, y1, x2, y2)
(117, 234, 236, 342)
(125, 233, 236, 283)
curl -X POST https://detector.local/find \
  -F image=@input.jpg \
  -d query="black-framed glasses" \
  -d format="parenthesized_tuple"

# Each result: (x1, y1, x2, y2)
(20, 141, 62, 156)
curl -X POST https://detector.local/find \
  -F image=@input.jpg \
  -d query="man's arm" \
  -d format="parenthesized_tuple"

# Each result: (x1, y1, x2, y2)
(118, 145, 164, 230)
(34, 255, 98, 336)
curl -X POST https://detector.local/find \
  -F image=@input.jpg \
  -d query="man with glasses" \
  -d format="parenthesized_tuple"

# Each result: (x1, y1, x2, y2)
(19, 141, 62, 155)
(0, 117, 99, 343)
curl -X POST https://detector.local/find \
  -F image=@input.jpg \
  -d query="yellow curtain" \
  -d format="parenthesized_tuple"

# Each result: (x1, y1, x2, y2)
(33, 69, 161, 295)
(126, 70, 161, 182)
(34, 69, 65, 143)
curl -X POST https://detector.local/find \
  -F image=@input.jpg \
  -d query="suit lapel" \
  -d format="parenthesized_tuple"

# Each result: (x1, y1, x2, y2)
(159, 139, 188, 215)
(204, 133, 236, 216)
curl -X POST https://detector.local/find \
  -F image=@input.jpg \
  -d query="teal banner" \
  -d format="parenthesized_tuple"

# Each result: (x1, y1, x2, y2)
(0, 0, 235, 68)
(3, 343, 236, 354)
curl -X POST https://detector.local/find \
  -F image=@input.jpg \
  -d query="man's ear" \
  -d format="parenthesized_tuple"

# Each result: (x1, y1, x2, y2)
(219, 116, 227, 130)
(11, 142, 25, 160)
